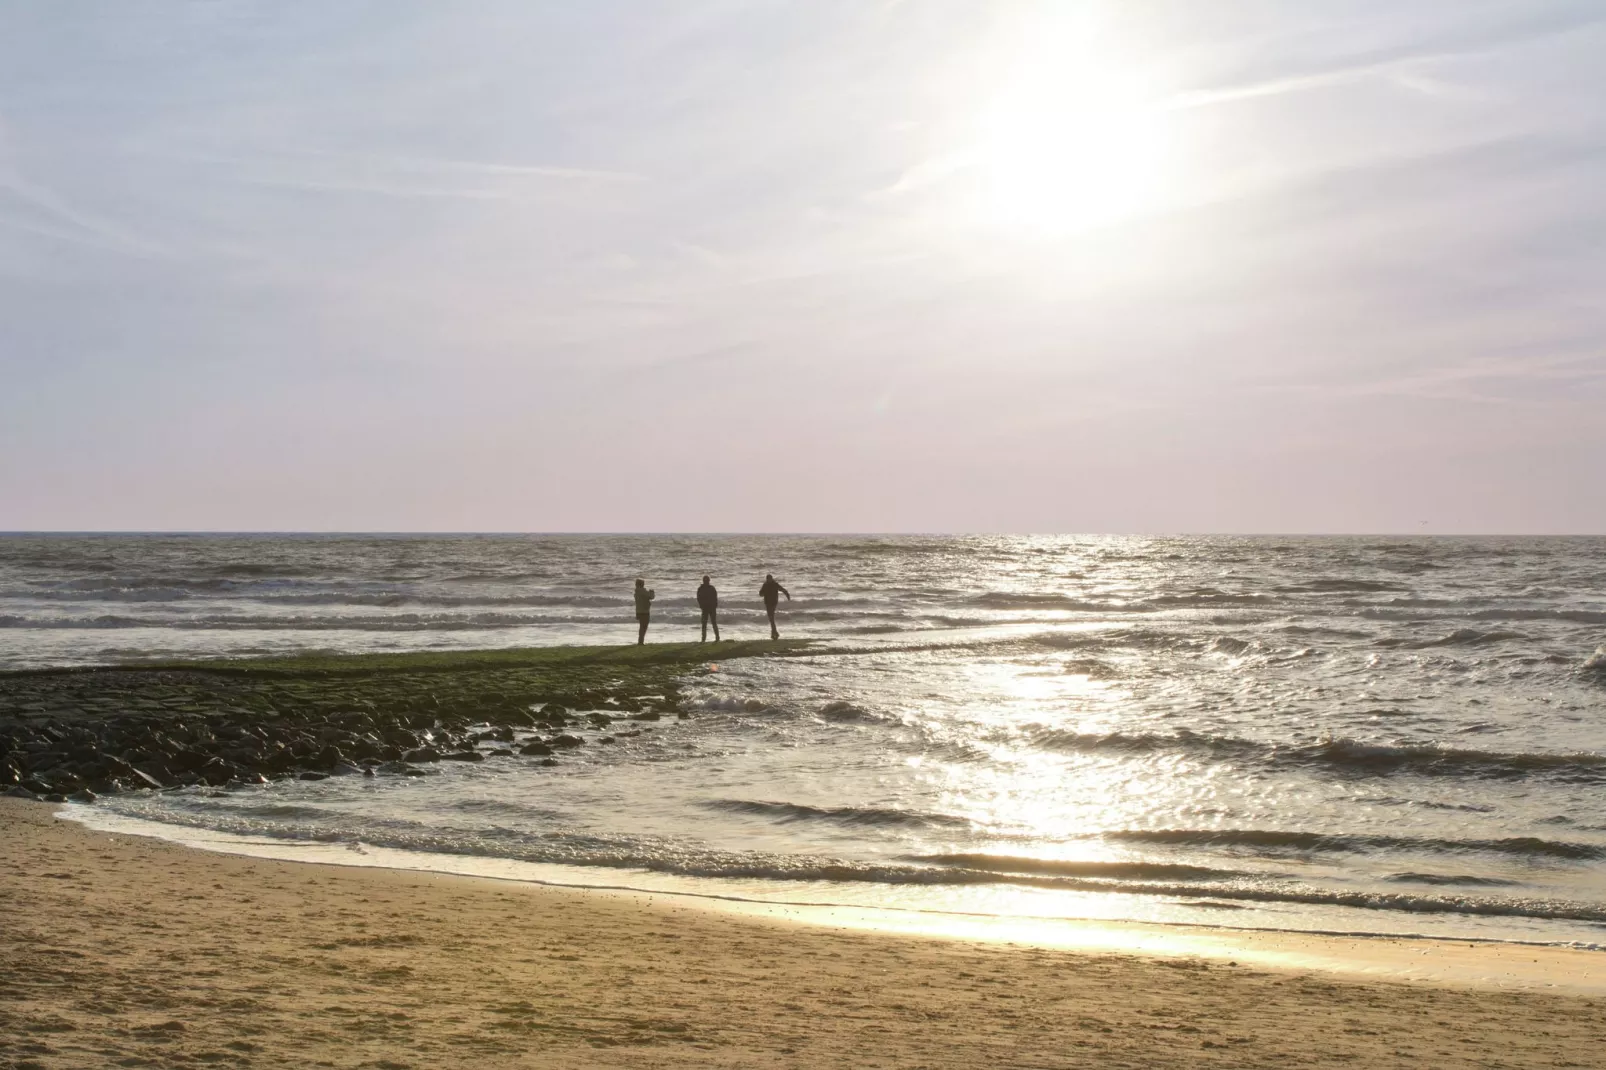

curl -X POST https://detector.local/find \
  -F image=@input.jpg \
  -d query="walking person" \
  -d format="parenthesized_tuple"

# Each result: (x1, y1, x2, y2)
(696, 575, 720, 642)
(759, 573, 791, 640)
(633, 578, 655, 645)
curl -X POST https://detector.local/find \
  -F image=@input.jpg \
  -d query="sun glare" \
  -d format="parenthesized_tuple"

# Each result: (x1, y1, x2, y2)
(972, 15, 1171, 236)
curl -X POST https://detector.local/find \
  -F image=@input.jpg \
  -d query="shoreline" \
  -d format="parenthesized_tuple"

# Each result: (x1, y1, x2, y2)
(5, 798, 1605, 1069)
(63, 800, 1606, 995)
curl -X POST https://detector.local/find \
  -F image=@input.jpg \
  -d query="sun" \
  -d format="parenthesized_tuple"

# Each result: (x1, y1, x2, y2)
(970, 16, 1171, 236)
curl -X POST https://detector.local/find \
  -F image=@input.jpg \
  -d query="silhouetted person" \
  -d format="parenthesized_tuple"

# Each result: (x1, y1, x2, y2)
(633, 578, 655, 645)
(696, 575, 720, 642)
(759, 573, 790, 639)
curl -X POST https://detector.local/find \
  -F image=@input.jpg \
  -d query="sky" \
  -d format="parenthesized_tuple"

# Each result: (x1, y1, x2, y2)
(2, 1, 1603, 533)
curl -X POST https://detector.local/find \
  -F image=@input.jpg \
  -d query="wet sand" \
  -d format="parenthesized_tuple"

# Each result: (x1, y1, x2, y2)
(3, 798, 1603, 1070)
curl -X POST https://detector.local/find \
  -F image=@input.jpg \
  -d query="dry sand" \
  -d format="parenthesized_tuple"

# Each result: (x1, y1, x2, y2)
(3, 798, 1603, 1070)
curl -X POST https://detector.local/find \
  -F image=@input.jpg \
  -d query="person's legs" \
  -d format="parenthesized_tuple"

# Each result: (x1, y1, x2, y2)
(700, 610, 709, 642)
(766, 603, 778, 639)
(638, 615, 648, 645)
(711, 609, 720, 642)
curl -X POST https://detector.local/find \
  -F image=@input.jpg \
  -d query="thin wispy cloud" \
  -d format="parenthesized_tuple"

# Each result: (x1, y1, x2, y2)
(1175, 2, 1606, 110)
(0, 143, 158, 256)
(163, 145, 652, 184)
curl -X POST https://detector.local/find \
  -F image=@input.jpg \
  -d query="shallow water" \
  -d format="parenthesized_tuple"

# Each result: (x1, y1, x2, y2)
(7, 533, 1606, 944)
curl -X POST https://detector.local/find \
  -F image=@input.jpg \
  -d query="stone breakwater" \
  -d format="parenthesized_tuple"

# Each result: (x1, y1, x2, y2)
(0, 642, 807, 802)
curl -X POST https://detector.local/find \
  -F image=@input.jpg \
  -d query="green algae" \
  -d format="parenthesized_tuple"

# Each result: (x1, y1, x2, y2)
(0, 640, 814, 731)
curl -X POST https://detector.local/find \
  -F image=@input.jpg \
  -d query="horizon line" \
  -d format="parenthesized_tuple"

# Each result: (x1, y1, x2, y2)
(1, 530, 1602, 539)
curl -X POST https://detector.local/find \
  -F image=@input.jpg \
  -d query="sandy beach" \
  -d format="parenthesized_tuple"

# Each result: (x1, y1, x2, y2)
(3, 798, 1603, 1070)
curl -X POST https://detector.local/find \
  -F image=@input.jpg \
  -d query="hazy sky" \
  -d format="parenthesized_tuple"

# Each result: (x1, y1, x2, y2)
(3, 1, 1603, 532)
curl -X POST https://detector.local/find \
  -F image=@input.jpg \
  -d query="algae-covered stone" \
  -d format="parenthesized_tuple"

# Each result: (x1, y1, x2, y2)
(0, 641, 811, 791)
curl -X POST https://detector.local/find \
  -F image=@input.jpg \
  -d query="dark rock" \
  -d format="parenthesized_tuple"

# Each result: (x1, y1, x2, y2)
(0, 762, 20, 786)
(24, 751, 67, 773)
(519, 742, 553, 756)
(345, 736, 382, 761)
(598, 737, 617, 745)
(298, 771, 329, 781)
(168, 748, 208, 773)
(68, 789, 98, 803)
(21, 778, 51, 795)
(630, 711, 662, 722)
(331, 762, 364, 776)
(315, 744, 345, 770)
(381, 727, 419, 749)
(133, 753, 171, 778)
(74, 759, 110, 781)
(587, 713, 613, 727)
(403, 747, 441, 763)
(129, 768, 164, 790)
(551, 734, 584, 749)
(4, 785, 37, 799)
(200, 757, 234, 786)
(539, 758, 559, 767)
(441, 751, 484, 762)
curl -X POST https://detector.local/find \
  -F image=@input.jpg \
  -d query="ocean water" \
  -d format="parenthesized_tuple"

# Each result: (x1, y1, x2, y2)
(5, 533, 1606, 946)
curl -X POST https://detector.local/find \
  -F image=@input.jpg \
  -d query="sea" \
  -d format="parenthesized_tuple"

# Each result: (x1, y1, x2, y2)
(4, 533, 1605, 948)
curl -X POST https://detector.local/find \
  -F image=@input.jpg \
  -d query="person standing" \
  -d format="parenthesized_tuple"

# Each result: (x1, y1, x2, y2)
(696, 575, 720, 642)
(633, 578, 655, 645)
(759, 573, 790, 639)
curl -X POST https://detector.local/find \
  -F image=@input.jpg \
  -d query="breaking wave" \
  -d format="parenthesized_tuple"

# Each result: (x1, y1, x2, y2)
(815, 701, 897, 725)
(1028, 730, 1606, 783)
(910, 853, 1246, 881)
(700, 799, 973, 829)
(1582, 646, 1606, 682)
(1093, 828, 1606, 861)
(1373, 629, 1529, 649)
